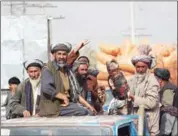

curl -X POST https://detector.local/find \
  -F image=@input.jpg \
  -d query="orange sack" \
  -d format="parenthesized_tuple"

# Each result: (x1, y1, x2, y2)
(98, 43, 121, 56)
(97, 72, 108, 80)
(97, 61, 135, 74)
(96, 52, 116, 64)
(98, 80, 109, 88)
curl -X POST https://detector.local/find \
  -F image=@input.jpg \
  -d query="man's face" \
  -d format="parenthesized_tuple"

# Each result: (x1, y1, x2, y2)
(54, 50, 68, 65)
(77, 64, 88, 78)
(27, 66, 41, 80)
(9, 84, 18, 91)
(108, 69, 119, 77)
(135, 61, 148, 74)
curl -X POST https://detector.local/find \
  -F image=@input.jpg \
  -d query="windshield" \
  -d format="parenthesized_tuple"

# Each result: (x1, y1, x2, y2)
(1, 126, 112, 136)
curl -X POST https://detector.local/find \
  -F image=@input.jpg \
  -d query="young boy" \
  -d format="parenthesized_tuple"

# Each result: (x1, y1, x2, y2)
(1, 77, 20, 119)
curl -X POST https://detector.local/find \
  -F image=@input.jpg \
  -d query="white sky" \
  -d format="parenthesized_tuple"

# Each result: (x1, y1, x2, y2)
(2, 1, 177, 47)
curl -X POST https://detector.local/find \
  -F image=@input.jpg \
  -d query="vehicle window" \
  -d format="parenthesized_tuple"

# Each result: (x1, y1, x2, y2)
(118, 125, 130, 136)
(1, 126, 112, 136)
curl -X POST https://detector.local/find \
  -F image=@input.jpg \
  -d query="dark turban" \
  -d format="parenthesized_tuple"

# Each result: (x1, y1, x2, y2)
(154, 68, 170, 81)
(51, 42, 72, 54)
(77, 56, 90, 64)
(87, 66, 99, 77)
(72, 61, 88, 73)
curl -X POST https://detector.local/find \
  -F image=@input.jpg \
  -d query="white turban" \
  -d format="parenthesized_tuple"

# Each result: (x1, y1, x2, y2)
(131, 44, 157, 69)
(23, 59, 44, 70)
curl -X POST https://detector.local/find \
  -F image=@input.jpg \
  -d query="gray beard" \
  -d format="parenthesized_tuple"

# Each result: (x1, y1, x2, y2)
(57, 60, 67, 68)
(29, 75, 41, 90)
(135, 72, 146, 84)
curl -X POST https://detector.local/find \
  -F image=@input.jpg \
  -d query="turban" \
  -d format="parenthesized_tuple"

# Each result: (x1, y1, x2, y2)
(72, 60, 88, 73)
(51, 42, 72, 54)
(131, 55, 156, 69)
(131, 44, 156, 69)
(106, 59, 119, 73)
(23, 59, 44, 70)
(87, 66, 99, 77)
(154, 68, 170, 81)
(77, 56, 90, 64)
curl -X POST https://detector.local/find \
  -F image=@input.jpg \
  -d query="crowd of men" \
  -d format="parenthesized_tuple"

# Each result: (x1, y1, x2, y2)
(2, 40, 177, 136)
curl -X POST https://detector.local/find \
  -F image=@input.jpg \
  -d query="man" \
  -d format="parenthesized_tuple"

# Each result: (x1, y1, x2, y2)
(1, 77, 20, 119)
(127, 44, 160, 135)
(154, 68, 178, 136)
(50, 40, 90, 66)
(9, 59, 44, 118)
(40, 43, 96, 117)
(96, 85, 106, 106)
(72, 61, 102, 113)
(77, 56, 102, 111)
(87, 66, 103, 113)
(106, 59, 130, 115)
(72, 61, 89, 101)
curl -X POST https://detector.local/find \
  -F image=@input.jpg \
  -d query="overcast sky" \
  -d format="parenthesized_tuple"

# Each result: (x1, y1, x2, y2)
(2, 1, 177, 48)
(48, 2, 177, 47)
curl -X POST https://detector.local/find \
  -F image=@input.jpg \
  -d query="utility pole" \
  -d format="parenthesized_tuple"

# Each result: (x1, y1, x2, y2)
(122, 2, 152, 44)
(47, 16, 66, 61)
(130, 2, 135, 44)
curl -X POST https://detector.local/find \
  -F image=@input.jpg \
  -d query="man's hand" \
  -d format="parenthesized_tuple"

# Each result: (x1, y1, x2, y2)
(127, 92, 135, 101)
(61, 94, 69, 106)
(23, 110, 31, 117)
(74, 40, 90, 53)
(56, 93, 69, 106)
(35, 113, 40, 117)
(88, 105, 97, 115)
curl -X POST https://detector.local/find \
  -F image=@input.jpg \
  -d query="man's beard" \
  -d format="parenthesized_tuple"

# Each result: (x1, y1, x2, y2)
(76, 73, 87, 85)
(135, 71, 147, 84)
(56, 60, 67, 68)
(29, 74, 41, 90)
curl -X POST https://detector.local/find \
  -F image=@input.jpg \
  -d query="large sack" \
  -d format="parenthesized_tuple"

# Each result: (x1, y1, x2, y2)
(96, 51, 116, 64)
(99, 43, 121, 56)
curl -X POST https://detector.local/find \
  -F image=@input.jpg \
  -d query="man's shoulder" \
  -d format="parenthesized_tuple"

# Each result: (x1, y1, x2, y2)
(19, 78, 29, 86)
(147, 73, 160, 86)
(16, 78, 29, 92)
(147, 73, 157, 81)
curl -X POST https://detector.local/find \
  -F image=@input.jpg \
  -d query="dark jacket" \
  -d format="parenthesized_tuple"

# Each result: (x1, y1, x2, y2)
(160, 82, 178, 117)
(39, 61, 79, 117)
(9, 79, 38, 118)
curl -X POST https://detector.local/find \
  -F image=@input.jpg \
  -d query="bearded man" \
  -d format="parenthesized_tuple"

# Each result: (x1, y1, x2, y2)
(9, 59, 44, 118)
(72, 61, 89, 101)
(40, 43, 97, 117)
(127, 44, 160, 135)
(154, 68, 178, 136)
